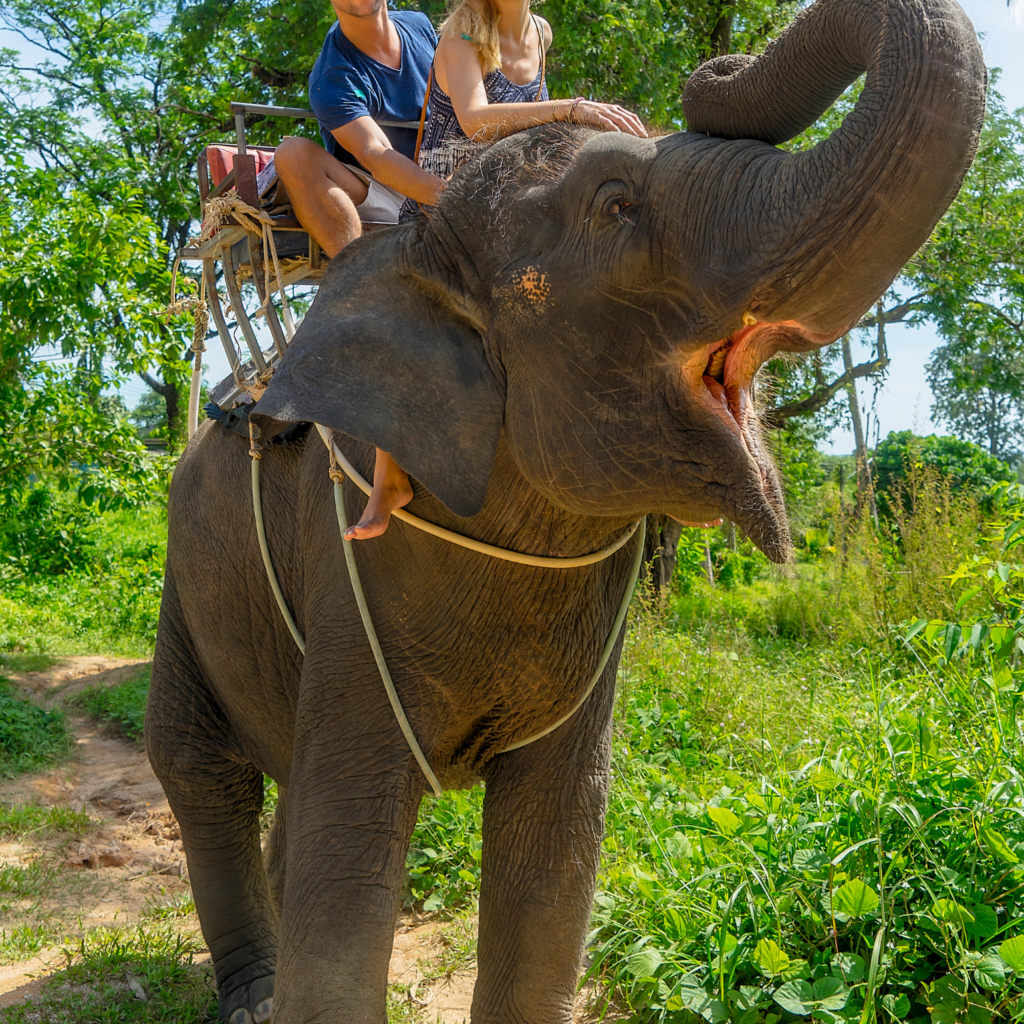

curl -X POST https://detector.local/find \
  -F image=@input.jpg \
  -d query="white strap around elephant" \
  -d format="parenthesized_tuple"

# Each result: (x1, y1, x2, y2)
(249, 423, 644, 797)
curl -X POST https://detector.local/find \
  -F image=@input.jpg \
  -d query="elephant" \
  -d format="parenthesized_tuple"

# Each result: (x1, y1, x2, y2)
(146, 0, 985, 1020)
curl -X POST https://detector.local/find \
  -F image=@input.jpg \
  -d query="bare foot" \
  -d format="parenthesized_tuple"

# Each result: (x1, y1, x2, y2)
(344, 451, 413, 541)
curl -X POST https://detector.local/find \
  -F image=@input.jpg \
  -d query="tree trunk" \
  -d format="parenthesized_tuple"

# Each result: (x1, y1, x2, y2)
(140, 371, 183, 451)
(642, 515, 684, 600)
(841, 336, 878, 525)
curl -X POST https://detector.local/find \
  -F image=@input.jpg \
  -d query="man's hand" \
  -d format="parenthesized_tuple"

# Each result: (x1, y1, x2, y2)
(333, 117, 445, 206)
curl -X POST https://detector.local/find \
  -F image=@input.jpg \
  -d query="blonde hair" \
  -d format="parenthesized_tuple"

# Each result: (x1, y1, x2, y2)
(439, 0, 503, 76)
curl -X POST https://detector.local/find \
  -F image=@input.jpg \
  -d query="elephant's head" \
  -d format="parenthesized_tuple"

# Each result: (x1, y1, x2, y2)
(253, 0, 985, 563)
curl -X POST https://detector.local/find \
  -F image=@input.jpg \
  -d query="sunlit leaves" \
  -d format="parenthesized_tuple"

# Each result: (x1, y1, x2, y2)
(831, 879, 880, 921)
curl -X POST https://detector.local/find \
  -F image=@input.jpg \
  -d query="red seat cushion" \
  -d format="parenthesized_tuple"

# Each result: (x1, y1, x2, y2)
(205, 145, 275, 186)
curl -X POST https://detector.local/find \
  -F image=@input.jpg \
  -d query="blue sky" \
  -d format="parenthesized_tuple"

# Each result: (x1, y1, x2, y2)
(5, 0, 1023, 442)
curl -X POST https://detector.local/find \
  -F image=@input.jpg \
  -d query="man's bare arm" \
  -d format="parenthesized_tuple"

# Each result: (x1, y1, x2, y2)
(332, 117, 445, 206)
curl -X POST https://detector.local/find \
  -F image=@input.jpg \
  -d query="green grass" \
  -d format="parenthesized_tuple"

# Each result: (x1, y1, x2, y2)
(142, 892, 196, 921)
(0, 654, 57, 675)
(0, 803, 92, 840)
(0, 677, 74, 777)
(0, 860, 67, 900)
(0, 923, 67, 964)
(74, 665, 151, 741)
(0, 925, 216, 1023)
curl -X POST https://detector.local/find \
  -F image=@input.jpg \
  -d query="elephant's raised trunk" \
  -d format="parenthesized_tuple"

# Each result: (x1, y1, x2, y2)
(682, 0, 986, 333)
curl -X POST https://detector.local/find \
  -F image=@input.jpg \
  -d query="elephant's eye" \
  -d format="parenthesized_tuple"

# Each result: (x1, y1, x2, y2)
(606, 197, 636, 224)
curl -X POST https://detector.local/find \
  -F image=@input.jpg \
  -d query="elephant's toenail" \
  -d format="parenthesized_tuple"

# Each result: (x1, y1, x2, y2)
(228, 1009, 253, 1024)
(253, 998, 273, 1022)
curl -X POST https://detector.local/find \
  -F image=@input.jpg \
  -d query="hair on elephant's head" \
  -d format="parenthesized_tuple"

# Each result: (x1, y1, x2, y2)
(252, 0, 985, 563)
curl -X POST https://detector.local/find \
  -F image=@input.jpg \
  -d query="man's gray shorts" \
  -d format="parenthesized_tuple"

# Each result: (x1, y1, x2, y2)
(344, 164, 404, 224)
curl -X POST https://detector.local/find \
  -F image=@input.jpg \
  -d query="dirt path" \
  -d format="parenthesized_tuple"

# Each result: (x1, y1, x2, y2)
(0, 657, 602, 1022)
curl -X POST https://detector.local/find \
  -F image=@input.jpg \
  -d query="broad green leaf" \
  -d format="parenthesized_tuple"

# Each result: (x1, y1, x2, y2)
(780, 958, 811, 982)
(752, 938, 790, 977)
(965, 1004, 993, 1024)
(707, 806, 741, 835)
(967, 904, 1000, 939)
(905, 618, 929, 640)
(881, 993, 911, 1019)
(974, 948, 1008, 990)
(810, 766, 842, 792)
(980, 826, 1019, 864)
(832, 879, 880, 921)
(999, 935, 1024, 973)
(931, 898, 975, 926)
(811, 976, 849, 1010)
(774, 980, 815, 1015)
(830, 952, 865, 983)
(956, 584, 984, 612)
(944, 622, 963, 660)
(626, 947, 663, 979)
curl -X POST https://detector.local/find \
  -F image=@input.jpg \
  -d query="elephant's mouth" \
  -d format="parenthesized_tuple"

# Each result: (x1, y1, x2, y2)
(677, 317, 846, 560)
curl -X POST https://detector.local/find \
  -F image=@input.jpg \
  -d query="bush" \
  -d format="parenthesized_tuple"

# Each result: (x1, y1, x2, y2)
(0, 676, 73, 775)
(0, 486, 97, 576)
(874, 430, 1013, 514)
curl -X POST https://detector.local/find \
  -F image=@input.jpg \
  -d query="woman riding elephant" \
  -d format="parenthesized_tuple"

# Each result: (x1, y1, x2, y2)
(346, 0, 648, 542)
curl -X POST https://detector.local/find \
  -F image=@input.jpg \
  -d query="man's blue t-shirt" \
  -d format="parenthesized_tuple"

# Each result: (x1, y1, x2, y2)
(308, 11, 435, 174)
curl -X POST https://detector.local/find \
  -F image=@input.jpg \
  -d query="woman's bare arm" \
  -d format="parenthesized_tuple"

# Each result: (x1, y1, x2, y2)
(435, 36, 647, 140)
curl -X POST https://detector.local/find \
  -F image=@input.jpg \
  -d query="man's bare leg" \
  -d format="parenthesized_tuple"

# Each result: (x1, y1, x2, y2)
(344, 451, 413, 541)
(273, 136, 368, 258)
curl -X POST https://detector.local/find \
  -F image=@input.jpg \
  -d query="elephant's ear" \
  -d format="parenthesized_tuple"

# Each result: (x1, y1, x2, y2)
(250, 231, 502, 518)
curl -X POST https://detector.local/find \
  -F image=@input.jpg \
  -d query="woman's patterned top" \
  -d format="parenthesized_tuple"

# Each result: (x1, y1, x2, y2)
(400, 16, 548, 219)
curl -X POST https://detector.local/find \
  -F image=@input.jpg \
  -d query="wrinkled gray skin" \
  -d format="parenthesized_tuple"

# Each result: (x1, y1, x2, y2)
(147, 0, 985, 1020)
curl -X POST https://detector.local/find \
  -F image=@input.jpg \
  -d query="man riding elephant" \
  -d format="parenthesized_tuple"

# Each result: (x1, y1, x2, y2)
(147, 0, 986, 1020)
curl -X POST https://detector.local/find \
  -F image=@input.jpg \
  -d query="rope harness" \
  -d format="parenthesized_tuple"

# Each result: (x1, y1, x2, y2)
(173, 190, 644, 796)
(250, 422, 644, 796)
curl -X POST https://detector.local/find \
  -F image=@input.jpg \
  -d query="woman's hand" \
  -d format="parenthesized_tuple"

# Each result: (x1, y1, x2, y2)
(559, 99, 648, 138)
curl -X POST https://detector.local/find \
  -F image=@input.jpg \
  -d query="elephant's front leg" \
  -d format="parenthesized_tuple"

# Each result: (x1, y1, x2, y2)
(473, 689, 615, 1024)
(271, 664, 425, 1024)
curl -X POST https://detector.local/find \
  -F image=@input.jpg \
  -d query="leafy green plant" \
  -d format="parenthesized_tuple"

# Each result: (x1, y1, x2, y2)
(404, 790, 482, 913)
(0, 923, 66, 964)
(0, 677, 73, 776)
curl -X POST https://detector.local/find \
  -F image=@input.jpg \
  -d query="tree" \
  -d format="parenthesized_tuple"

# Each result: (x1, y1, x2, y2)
(0, 162, 167, 503)
(873, 430, 1014, 514)
(905, 88, 1024, 460)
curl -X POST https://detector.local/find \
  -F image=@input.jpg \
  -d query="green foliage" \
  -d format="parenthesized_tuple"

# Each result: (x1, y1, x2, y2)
(0, 498, 166, 657)
(0, 162, 173, 502)
(540, 0, 800, 127)
(0, 487, 98, 576)
(874, 431, 1013, 515)
(142, 892, 196, 921)
(584, 628, 1024, 1023)
(0, 926, 216, 1022)
(404, 790, 482, 913)
(907, 90, 1024, 461)
(0, 677, 73, 777)
(75, 666, 152, 742)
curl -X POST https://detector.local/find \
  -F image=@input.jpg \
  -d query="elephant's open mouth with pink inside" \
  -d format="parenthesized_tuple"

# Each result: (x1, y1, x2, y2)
(150, 0, 986, 1021)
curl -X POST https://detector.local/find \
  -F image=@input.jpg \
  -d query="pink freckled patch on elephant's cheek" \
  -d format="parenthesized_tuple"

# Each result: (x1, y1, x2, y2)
(513, 266, 551, 306)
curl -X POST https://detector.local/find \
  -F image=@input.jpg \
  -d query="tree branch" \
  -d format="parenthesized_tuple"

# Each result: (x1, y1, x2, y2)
(765, 355, 890, 429)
